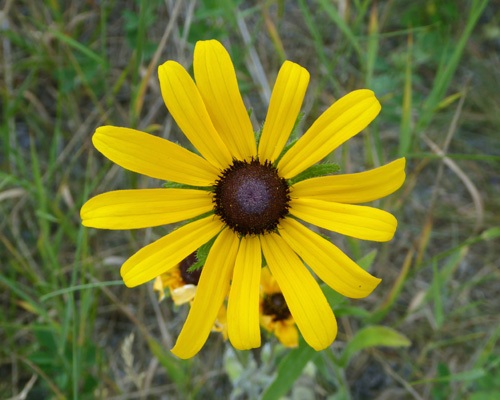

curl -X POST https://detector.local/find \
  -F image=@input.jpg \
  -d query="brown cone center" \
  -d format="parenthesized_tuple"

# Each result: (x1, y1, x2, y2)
(213, 159, 290, 236)
(263, 293, 291, 321)
(179, 252, 201, 285)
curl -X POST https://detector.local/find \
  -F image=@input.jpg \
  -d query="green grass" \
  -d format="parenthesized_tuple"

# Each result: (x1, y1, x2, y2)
(1, 0, 499, 399)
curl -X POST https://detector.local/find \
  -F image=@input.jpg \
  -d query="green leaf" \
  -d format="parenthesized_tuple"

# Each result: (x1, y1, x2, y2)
(261, 338, 317, 400)
(333, 306, 371, 319)
(289, 112, 305, 141)
(189, 235, 218, 272)
(432, 259, 444, 328)
(481, 227, 500, 240)
(316, 0, 362, 57)
(274, 138, 298, 165)
(417, 0, 488, 131)
(338, 326, 411, 367)
(162, 181, 212, 191)
(288, 163, 340, 185)
(320, 284, 346, 309)
(49, 28, 108, 67)
(469, 390, 500, 400)
(356, 250, 377, 271)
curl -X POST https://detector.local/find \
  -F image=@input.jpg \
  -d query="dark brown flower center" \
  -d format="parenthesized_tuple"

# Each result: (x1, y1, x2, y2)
(263, 293, 291, 322)
(179, 252, 201, 285)
(213, 159, 290, 235)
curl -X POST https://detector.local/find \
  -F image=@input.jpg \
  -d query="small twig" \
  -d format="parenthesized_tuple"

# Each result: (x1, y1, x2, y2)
(179, 0, 197, 51)
(140, 357, 159, 400)
(422, 135, 484, 232)
(236, 11, 272, 106)
(5, 375, 38, 400)
(17, 357, 66, 400)
(424, 85, 468, 219)
(90, 275, 149, 338)
(373, 349, 424, 400)
(147, 282, 173, 349)
(134, 0, 185, 118)
(1, 0, 15, 18)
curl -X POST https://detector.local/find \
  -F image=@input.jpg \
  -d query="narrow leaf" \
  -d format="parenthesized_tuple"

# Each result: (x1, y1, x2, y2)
(339, 326, 410, 367)
(146, 336, 186, 385)
(432, 259, 444, 328)
(261, 338, 317, 400)
(162, 181, 212, 191)
(356, 250, 377, 271)
(411, 368, 485, 385)
(288, 163, 340, 185)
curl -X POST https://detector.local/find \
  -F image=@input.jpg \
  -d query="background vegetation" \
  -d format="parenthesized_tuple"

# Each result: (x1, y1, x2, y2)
(1, 0, 499, 399)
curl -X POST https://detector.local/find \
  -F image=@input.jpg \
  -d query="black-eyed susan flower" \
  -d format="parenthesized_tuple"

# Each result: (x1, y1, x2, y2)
(153, 252, 200, 304)
(81, 39, 405, 359)
(260, 267, 298, 348)
(153, 252, 228, 340)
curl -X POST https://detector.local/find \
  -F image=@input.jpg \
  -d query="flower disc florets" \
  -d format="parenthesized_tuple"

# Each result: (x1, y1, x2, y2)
(179, 252, 201, 285)
(213, 159, 290, 236)
(263, 293, 291, 322)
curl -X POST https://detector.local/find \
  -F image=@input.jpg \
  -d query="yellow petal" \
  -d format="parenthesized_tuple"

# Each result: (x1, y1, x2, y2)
(171, 284, 197, 305)
(153, 276, 166, 302)
(260, 266, 281, 294)
(81, 189, 213, 229)
(158, 61, 232, 170)
(290, 198, 397, 242)
(260, 234, 337, 351)
(213, 304, 229, 341)
(274, 322, 299, 348)
(92, 126, 219, 186)
(194, 40, 256, 160)
(291, 158, 406, 203)
(171, 229, 239, 359)
(260, 314, 274, 332)
(279, 218, 381, 298)
(278, 90, 381, 179)
(227, 236, 262, 350)
(258, 61, 310, 163)
(120, 216, 223, 287)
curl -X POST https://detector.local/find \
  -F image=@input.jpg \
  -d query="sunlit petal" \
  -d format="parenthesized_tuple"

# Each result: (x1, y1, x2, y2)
(290, 198, 397, 242)
(93, 126, 219, 186)
(292, 158, 406, 203)
(158, 61, 232, 169)
(274, 322, 299, 348)
(279, 218, 381, 298)
(194, 40, 256, 160)
(121, 216, 223, 287)
(261, 234, 337, 351)
(171, 229, 239, 359)
(278, 90, 381, 179)
(81, 189, 213, 229)
(260, 265, 281, 294)
(258, 61, 309, 163)
(227, 236, 261, 350)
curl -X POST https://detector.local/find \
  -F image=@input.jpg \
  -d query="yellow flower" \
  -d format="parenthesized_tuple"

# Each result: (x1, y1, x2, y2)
(260, 267, 298, 348)
(81, 39, 405, 359)
(213, 303, 228, 341)
(153, 252, 200, 304)
(153, 252, 228, 340)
